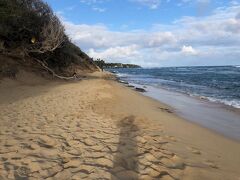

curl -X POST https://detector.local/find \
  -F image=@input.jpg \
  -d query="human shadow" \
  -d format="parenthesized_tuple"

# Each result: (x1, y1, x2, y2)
(111, 115, 139, 180)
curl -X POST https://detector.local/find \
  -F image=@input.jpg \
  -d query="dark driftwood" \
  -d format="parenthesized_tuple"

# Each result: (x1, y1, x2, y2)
(135, 87, 147, 92)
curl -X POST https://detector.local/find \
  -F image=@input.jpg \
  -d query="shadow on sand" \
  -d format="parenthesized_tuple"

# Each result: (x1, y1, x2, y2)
(112, 115, 139, 180)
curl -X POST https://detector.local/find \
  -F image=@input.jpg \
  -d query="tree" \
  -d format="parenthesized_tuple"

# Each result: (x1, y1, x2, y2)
(0, 0, 98, 79)
(0, 0, 66, 55)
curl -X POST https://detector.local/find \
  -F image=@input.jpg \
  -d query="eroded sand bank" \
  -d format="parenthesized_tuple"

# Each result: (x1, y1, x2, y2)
(0, 73, 240, 180)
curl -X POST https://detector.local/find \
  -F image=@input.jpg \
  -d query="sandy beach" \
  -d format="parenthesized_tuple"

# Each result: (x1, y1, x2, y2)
(0, 72, 240, 180)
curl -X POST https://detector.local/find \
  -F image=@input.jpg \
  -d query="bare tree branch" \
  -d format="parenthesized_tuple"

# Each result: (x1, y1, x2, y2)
(32, 57, 77, 80)
(27, 16, 66, 54)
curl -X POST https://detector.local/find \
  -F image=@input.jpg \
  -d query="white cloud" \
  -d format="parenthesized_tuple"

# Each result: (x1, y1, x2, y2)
(92, 7, 106, 12)
(181, 0, 211, 3)
(148, 32, 177, 47)
(88, 45, 140, 61)
(80, 0, 109, 5)
(131, 0, 161, 9)
(181, 45, 198, 55)
(63, 22, 177, 49)
(79, 0, 108, 12)
(230, 1, 240, 6)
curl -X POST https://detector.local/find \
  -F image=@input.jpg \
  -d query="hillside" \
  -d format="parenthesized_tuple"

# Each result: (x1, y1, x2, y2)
(0, 0, 99, 80)
(94, 60, 141, 69)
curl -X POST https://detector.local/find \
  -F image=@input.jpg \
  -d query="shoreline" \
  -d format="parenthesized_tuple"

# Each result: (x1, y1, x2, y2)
(117, 77, 240, 111)
(145, 85, 240, 142)
(116, 78, 240, 142)
(113, 66, 240, 110)
(0, 73, 240, 179)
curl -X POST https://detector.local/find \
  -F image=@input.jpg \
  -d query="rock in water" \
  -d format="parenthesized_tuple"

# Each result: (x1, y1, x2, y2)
(119, 80, 129, 85)
(135, 87, 146, 92)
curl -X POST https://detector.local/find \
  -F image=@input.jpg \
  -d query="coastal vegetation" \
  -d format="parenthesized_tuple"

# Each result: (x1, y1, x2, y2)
(0, 0, 98, 79)
(94, 59, 141, 69)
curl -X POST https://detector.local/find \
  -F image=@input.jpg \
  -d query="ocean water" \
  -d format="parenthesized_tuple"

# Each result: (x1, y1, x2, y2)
(110, 66, 240, 109)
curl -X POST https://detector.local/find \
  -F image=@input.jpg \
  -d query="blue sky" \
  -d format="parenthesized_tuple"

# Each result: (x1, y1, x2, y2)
(44, 0, 240, 67)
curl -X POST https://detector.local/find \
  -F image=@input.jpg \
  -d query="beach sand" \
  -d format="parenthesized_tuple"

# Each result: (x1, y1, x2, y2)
(0, 72, 240, 180)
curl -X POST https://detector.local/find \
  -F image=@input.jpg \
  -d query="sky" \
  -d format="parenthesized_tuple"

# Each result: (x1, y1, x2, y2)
(44, 0, 240, 67)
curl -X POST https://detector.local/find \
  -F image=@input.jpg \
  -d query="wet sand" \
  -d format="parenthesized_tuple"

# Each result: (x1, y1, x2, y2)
(0, 72, 240, 179)
(140, 85, 240, 141)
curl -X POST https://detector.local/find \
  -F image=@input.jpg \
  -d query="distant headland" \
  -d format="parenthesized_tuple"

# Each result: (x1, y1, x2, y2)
(94, 59, 141, 69)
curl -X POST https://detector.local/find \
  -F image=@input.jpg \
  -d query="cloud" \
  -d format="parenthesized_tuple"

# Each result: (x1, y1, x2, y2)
(88, 45, 140, 61)
(148, 32, 177, 47)
(236, 12, 240, 19)
(230, 1, 240, 6)
(79, 0, 109, 5)
(79, 0, 108, 13)
(131, 0, 161, 9)
(223, 18, 240, 33)
(63, 22, 177, 49)
(92, 7, 106, 12)
(181, 45, 198, 55)
(62, 3, 240, 67)
(173, 4, 240, 46)
(65, 6, 76, 11)
(181, 0, 211, 3)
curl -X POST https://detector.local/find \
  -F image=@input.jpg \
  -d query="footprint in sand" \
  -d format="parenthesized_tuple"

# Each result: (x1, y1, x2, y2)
(187, 147, 201, 155)
(37, 135, 57, 148)
(160, 155, 186, 170)
(204, 160, 219, 169)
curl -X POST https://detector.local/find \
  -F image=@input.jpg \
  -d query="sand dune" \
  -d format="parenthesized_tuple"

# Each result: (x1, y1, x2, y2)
(0, 73, 240, 179)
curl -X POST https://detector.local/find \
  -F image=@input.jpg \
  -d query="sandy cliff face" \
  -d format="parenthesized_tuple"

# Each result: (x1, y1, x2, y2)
(0, 51, 99, 80)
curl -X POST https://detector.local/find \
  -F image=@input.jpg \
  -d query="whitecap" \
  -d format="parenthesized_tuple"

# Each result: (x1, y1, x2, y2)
(206, 97, 240, 109)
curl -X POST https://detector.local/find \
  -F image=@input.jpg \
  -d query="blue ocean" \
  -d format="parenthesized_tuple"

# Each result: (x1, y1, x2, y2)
(110, 66, 240, 109)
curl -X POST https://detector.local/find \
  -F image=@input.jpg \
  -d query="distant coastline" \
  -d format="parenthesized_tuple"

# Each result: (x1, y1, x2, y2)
(94, 59, 141, 69)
